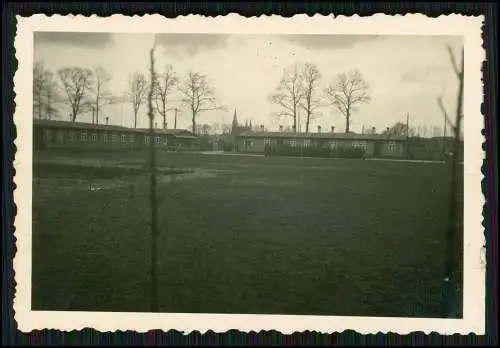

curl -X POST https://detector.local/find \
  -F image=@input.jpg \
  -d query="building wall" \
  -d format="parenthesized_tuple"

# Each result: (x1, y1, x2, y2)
(236, 135, 406, 158)
(34, 126, 172, 151)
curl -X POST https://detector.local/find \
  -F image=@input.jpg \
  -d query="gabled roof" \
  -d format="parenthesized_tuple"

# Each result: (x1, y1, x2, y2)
(237, 130, 406, 141)
(134, 128, 194, 136)
(33, 119, 195, 136)
(33, 119, 130, 132)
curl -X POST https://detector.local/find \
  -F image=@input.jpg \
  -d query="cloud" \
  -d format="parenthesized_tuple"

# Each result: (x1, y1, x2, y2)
(401, 65, 451, 86)
(156, 34, 229, 57)
(279, 34, 382, 50)
(34, 32, 114, 48)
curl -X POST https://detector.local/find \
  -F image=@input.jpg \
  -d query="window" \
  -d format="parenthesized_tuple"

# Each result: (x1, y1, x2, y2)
(155, 136, 161, 144)
(145, 135, 151, 145)
(303, 139, 311, 148)
(68, 131, 75, 142)
(352, 141, 367, 150)
(329, 141, 337, 150)
(112, 133, 118, 143)
(91, 133, 98, 142)
(264, 138, 271, 145)
(244, 139, 253, 147)
(45, 130, 53, 143)
(129, 134, 135, 143)
(120, 135, 126, 144)
(81, 131, 87, 142)
(288, 139, 297, 147)
(388, 141, 398, 152)
(103, 134, 109, 143)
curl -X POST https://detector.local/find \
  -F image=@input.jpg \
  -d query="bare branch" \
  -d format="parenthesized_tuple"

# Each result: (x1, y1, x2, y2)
(447, 45, 461, 78)
(325, 69, 371, 133)
(437, 96, 457, 132)
(178, 71, 224, 135)
(57, 66, 94, 122)
(153, 65, 179, 128)
(269, 62, 305, 132)
(128, 72, 149, 128)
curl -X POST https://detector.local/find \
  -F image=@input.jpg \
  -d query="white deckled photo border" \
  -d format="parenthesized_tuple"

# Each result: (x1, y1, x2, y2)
(13, 13, 486, 335)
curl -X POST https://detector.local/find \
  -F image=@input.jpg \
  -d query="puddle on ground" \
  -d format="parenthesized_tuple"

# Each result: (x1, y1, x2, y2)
(34, 168, 239, 192)
(229, 178, 300, 187)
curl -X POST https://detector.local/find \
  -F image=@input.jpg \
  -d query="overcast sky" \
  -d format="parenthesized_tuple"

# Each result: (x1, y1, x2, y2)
(34, 32, 462, 133)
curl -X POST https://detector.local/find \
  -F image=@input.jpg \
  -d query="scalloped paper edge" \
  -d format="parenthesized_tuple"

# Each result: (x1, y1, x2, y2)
(13, 13, 486, 335)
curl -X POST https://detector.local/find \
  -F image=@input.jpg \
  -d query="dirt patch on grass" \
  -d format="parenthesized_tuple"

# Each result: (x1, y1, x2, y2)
(34, 162, 193, 180)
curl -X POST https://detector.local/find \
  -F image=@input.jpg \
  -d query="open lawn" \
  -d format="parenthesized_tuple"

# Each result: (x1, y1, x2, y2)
(32, 150, 461, 317)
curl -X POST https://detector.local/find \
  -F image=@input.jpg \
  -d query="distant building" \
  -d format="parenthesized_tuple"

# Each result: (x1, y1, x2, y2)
(33, 119, 198, 151)
(230, 109, 251, 136)
(236, 130, 407, 158)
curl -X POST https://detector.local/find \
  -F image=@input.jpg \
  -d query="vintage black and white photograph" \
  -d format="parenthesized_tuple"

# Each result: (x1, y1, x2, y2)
(14, 14, 485, 334)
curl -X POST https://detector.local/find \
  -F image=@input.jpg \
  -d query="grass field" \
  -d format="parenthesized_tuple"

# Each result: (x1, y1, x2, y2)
(32, 150, 461, 318)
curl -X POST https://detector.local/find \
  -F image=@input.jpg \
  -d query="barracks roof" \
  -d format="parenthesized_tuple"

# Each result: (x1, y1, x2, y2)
(237, 130, 407, 141)
(33, 119, 195, 137)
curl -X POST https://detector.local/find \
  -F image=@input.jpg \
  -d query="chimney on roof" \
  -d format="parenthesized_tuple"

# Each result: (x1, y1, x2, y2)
(260, 124, 265, 131)
(372, 126, 376, 134)
(331, 126, 335, 134)
(105, 117, 109, 125)
(317, 125, 322, 134)
(279, 125, 283, 132)
(386, 126, 390, 132)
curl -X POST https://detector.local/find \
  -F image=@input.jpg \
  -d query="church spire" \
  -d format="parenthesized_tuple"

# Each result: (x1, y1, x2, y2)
(231, 108, 238, 135)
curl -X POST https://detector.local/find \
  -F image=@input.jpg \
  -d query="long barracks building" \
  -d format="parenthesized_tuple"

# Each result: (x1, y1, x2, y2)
(235, 128, 408, 158)
(33, 119, 197, 151)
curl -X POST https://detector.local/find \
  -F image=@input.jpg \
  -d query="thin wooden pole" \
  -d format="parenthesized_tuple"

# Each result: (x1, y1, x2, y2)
(148, 41, 159, 313)
(443, 47, 464, 317)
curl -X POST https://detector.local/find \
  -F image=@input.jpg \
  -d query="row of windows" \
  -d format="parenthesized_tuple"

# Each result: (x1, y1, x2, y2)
(45, 130, 167, 145)
(251, 138, 399, 152)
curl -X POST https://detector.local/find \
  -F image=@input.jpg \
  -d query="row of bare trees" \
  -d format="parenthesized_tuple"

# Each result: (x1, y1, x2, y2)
(33, 63, 118, 123)
(270, 62, 371, 134)
(33, 62, 225, 135)
(128, 67, 225, 133)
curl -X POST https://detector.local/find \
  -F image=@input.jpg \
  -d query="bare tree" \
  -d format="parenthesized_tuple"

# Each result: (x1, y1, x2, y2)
(269, 63, 304, 133)
(33, 62, 46, 119)
(437, 45, 464, 317)
(153, 65, 178, 129)
(92, 65, 117, 124)
(178, 72, 224, 135)
(300, 63, 323, 134)
(383, 121, 416, 136)
(42, 70, 61, 120)
(57, 67, 94, 122)
(147, 38, 160, 313)
(129, 72, 149, 128)
(326, 69, 371, 134)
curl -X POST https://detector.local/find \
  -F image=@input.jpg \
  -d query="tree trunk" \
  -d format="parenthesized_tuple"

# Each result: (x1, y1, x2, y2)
(96, 103, 100, 124)
(37, 90, 43, 119)
(134, 112, 138, 128)
(305, 111, 310, 134)
(191, 108, 196, 135)
(293, 107, 297, 133)
(345, 110, 350, 134)
(162, 104, 167, 129)
(46, 89, 51, 120)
